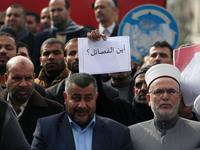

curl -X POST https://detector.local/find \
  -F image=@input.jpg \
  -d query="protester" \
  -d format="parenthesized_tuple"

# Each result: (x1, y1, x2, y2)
(32, 0, 90, 76)
(129, 64, 200, 150)
(3, 4, 35, 57)
(0, 56, 63, 144)
(93, 0, 119, 37)
(25, 11, 40, 35)
(132, 65, 154, 121)
(17, 41, 30, 58)
(148, 40, 173, 65)
(40, 7, 51, 30)
(0, 31, 45, 96)
(92, 0, 120, 82)
(34, 38, 69, 88)
(32, 73, 132, 150)
(0, 32, 17, 89)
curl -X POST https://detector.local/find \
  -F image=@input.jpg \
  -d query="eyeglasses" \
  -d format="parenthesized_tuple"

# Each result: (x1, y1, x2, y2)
(149, 88, 180, 97)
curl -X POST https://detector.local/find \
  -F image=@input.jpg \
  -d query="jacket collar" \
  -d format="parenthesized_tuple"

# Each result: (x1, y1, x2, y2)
(0, 89, 48, 108)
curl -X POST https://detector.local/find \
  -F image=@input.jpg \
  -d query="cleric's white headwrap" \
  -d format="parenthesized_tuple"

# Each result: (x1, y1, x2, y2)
(145, 64, 181, 87)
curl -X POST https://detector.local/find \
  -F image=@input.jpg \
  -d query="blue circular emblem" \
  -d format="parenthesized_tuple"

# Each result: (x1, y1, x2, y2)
(118, 4, 179, 63)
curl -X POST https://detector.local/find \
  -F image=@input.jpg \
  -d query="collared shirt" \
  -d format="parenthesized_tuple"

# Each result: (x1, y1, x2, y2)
(99, 22, 116, 37)
(7, 93, 29, 120)
(68, 115, 96, 150)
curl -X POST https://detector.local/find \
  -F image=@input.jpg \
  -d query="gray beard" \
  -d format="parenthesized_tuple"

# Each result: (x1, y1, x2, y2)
(134, 96, 148, 105)
(151, 98, 180, 120)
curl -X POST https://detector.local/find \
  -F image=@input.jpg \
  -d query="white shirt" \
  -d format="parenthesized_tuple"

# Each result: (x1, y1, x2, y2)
(99, 22, 116, 37)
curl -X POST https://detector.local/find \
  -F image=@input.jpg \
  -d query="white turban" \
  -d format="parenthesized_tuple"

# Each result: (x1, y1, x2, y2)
(145, 64, 181, 87)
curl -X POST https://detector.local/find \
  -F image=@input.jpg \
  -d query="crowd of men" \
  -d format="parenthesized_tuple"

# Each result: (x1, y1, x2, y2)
(0, 0, 200, 150)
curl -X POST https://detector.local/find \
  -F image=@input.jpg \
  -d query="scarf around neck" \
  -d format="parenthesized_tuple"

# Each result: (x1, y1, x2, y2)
(52, 18, 84, 35)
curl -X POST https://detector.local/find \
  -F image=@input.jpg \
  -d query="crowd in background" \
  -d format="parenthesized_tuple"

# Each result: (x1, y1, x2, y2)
(1, 0, 200, 150)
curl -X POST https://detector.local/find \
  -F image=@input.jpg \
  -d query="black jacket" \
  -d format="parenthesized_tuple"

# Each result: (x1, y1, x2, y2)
(32, 27, 91, 77)
(0, 90, 63, 144)
(0, 99, 30, 150)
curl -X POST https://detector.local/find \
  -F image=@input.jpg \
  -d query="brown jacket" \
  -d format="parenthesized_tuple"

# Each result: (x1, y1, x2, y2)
(34, 67, 69, 88)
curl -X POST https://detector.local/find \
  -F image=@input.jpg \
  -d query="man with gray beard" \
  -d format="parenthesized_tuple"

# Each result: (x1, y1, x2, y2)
(133, 66, 150, 104)
(0, 56, 63, 144)
(132, 65, 153, 122)
(129, 64, 200, 150)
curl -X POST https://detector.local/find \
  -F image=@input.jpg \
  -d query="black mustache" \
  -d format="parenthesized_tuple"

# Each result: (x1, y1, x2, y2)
(75, 108, 89, 113)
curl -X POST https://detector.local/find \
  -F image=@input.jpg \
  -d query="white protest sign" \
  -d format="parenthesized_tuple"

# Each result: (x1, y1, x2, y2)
(174, 44, 200, 106)
(78, 36, 131, 74)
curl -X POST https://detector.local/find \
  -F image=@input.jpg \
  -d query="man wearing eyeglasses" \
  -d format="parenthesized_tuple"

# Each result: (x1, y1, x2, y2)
(129, 64, 200, 150)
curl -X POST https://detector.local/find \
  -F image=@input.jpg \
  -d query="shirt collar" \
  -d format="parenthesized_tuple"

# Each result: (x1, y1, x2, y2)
(7, 93, 29, 120)
(154, 115, 178, 132)
(68, 114, 96, 131)
(99, 22, 116, 36)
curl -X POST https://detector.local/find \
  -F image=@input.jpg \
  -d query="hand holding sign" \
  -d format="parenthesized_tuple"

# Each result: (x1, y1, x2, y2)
(78, 36, 131, 74)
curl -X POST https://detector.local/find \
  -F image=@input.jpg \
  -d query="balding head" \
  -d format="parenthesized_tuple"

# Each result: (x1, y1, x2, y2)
(6, 56, 34, 75)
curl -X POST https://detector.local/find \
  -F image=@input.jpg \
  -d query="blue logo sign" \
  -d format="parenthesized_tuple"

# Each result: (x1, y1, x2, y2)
(119, 4, 179, 63)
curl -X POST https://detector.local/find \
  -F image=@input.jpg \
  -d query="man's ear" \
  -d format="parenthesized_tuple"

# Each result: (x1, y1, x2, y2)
(63, 92, 67, 105)
(112, 7, 119, 17)
(4, 73, 8, 85)
(146, 94, 151, 107)
(95, 93, 98, 101)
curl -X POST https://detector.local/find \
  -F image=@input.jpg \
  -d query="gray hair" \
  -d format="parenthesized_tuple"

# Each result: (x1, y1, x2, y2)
(65, 73, 98, 95)
(108, 0, 116, 8)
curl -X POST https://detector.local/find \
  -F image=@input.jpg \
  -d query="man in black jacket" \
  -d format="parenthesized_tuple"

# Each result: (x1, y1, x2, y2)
(0, 99, 30, 150)
(3, 4, 35, 58)
(32, 0, 91, 77)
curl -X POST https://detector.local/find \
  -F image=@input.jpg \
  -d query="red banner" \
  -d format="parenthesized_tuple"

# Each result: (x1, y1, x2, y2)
(0, 0, 166, 28)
